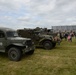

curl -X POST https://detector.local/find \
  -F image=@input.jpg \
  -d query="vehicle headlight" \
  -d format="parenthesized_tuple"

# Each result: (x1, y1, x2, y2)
(23, 41, 26, 45)
(26, 45, 28, 48)
(32, 42, 34, 45)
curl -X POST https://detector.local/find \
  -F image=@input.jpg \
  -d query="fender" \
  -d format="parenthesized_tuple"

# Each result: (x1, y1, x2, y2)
(39, 38, 52, 44)
(11, 43, 25, 47)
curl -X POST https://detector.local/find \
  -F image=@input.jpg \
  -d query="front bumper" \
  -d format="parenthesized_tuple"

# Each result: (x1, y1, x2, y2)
(22, 46, 35, 54)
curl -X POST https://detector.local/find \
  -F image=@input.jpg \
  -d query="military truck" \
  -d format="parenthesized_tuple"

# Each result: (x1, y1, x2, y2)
(18, 29, 57, 50)
(0, 27, 35, 61)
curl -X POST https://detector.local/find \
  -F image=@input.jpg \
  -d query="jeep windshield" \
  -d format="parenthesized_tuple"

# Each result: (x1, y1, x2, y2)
(34, 31, 41, 35)
(6, 31, 19, 37)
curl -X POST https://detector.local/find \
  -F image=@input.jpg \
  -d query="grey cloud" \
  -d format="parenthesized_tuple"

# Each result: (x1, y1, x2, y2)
(0, 0, 76, 29)
(0, 0, 24, 12)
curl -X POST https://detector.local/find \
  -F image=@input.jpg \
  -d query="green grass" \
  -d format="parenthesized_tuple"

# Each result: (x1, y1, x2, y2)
(0, 38, 76, 75)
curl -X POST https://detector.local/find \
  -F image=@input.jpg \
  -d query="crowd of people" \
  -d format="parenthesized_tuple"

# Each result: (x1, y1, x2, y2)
(54, 31, 76, 45)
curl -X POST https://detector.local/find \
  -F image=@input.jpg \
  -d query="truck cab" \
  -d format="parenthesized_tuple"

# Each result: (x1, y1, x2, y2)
(0, 27, 35, 61)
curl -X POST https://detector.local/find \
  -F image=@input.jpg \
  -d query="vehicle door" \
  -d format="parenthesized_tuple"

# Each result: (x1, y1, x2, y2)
(33, 32, 40, 45)
(0, 30, 6, 52)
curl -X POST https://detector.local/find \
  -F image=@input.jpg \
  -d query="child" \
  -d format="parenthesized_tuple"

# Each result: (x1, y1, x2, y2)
(67, 35, 72, 42)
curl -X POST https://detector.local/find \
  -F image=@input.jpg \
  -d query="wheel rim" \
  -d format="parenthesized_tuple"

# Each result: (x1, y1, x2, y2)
(10, 51, 17, 59)
(44, 43, 50, 49)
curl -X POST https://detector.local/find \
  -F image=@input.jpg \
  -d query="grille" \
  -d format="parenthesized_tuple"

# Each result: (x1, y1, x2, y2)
(26, 40, 32, 46)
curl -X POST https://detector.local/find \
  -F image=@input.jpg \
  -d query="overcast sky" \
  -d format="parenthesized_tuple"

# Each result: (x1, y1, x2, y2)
(0, 0, 76, 29)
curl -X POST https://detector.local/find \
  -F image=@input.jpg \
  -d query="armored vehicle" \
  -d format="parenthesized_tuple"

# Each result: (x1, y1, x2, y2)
(18, 29, 56, 50)
(0, 27, 35, 61)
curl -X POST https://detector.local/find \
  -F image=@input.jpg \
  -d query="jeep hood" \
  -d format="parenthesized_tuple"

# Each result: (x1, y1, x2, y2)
(8, 37, 31, 42)
(40, 34, 53, 38)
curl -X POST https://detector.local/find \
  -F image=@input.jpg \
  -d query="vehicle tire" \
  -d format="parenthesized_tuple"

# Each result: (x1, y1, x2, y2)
(26, 50, 34, 55)
(53, 43, 56, 47)
(43, 41, 53, 50)
(8, 47, 21, 61)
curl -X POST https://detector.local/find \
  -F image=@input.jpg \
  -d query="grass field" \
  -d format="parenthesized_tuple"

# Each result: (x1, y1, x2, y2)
(0, 38, 76, 75)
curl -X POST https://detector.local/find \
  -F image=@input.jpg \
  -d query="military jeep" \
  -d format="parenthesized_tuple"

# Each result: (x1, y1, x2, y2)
(0, 27, 35, 61)
(18, 29, 56, 50)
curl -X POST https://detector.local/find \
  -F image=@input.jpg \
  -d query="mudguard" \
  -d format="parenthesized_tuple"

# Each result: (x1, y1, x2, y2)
(11, 43, 25, 47)
(39, 38, 52, 44)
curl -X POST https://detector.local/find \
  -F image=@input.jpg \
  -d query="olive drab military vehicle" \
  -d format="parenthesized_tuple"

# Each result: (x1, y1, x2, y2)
(18, 29, 57, 50)
(0, 27, 35, 61)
